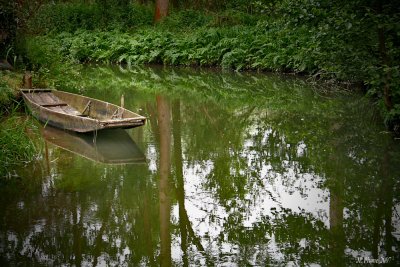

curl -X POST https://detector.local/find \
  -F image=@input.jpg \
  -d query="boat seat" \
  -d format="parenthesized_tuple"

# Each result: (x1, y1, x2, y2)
(41, 103, 68, 107)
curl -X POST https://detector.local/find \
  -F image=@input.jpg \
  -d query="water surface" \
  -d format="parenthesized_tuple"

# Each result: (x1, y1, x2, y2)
(1, 66, 399, 266)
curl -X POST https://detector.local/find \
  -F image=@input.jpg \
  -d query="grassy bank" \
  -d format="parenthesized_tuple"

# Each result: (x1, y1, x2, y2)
(18, 1, 400, 132)
(0, 116, 39, 178)
(0, 71, 40, 178)
(0, 71, 21, 114)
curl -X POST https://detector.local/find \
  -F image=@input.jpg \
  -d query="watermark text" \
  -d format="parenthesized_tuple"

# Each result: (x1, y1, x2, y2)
(357, 256, 392, 264)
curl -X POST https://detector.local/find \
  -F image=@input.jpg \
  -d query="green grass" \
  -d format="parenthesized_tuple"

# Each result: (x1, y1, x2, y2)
(0, 114, 41, 179)
(0, 71, 20, 114)
(0, 72, 40, 178)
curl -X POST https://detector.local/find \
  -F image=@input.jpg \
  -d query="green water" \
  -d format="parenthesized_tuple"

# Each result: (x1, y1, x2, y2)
(1, 65, 400, 266)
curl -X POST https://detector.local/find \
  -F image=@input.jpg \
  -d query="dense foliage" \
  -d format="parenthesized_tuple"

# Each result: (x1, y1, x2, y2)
(28, 2, 153, 33)
(4, 0, 400, 132)
(0, 0, 16, 59)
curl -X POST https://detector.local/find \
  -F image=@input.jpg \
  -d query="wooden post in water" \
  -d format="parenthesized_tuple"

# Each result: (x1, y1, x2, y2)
(22, 71, 32, 89)
(121, 94, 125, 109)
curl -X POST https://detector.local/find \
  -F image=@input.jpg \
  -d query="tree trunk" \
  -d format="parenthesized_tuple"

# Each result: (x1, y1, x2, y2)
(378, 28, 393, 111)
(376, 1, 393, 111)
(170, 0, 179, 10)
(154, 0, 169, 22)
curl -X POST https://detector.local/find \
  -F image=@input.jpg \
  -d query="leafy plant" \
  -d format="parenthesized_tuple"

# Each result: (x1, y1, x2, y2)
(19, 0, 400, 132)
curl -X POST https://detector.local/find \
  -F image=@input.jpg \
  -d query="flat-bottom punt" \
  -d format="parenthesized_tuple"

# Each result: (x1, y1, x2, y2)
(21, 89, 146, 132)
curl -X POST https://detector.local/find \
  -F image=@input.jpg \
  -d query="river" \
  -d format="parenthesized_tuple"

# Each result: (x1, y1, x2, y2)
(1, 65, 399, 266)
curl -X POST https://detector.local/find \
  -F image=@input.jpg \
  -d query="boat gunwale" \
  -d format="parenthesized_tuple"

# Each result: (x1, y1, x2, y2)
(21, 89, 146, 122)
(21, 89, 146, 132)
(52, 90, 146, 121)
(21, 89, 100, 124)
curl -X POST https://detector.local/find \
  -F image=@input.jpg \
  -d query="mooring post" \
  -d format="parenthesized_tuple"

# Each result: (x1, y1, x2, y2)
(121, 94, 124, 109)
(23, 71, 32, 89)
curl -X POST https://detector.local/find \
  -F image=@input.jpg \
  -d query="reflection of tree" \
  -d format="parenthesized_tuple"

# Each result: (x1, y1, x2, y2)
(183, 103, 254, 203)
(172, 99, 212, 266)
(157, 95, 172, 267)
(173, 84, 400, 265)
(71, 192, 83, 266)
(1, 65, 400, 266)
(372, 142, 396, 261)
(172, 99, 189, 267)
(329, 178, 344, 266)
(0, 145, 161, 266)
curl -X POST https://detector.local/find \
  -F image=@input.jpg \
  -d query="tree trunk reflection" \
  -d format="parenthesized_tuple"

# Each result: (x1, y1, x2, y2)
(329, 186, 344, 267)
(172, 100, 189, 267)
(373, 143, 394, 260)
(157, 95, 172, 267)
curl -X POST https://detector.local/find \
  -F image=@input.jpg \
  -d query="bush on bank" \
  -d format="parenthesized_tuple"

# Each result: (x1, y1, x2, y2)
(21, 0, 400, 132)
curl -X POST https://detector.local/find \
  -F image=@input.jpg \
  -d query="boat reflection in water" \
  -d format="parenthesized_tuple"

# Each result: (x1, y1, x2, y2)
(42, 126, 146, 164)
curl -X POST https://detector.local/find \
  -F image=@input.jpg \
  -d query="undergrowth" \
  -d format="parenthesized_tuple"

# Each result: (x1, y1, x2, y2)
(0, 71, 21, 115)
(28, 2, 154, 33)
(20, 1, 400, 132)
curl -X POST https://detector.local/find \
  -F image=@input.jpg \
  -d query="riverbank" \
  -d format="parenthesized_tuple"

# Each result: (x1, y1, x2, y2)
(17, 2, 398, 133)
(0, 71, 40, 178)
(0, 71, 21, 113)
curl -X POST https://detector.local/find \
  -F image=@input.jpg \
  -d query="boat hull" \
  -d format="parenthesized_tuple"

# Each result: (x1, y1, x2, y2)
(21, 89, 146, 132)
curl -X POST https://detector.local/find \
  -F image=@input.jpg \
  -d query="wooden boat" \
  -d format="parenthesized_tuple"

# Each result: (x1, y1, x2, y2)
(42, 126, 146, 165)
(21, 89, 146, 132)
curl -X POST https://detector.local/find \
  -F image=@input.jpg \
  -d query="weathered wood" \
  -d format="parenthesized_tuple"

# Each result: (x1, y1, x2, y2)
(81, 100, 91, 115)
(41, 103, 68, 107)
(21, 89, 146, 132)
(112, 108, 119, 118)
(22, 71, 32, 89)
(20, 89, 52, 93)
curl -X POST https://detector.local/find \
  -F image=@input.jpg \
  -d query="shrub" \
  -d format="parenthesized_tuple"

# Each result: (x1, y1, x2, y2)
(160, 9, 213, 29)
(28, 2, 154, 34)
(20, 1, 400, 132)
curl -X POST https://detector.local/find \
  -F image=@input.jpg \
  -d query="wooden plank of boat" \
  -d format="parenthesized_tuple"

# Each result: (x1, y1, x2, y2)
(21, 89, 146, 133)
